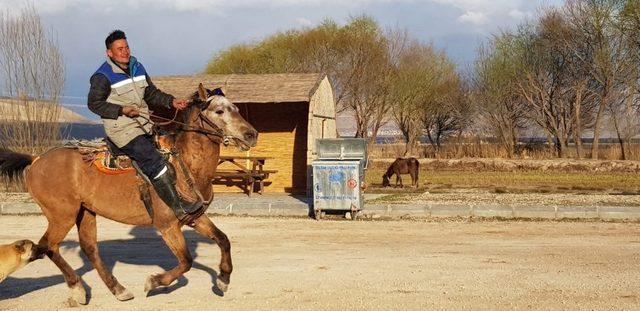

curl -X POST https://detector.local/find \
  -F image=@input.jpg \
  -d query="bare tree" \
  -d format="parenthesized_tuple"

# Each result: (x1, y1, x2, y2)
(606, 83, 639, 160)
(336, 16, 395, 147)
(564, 0, 630, 159)
(473, 36, 529, 158)
(421, 60, 466, 155)
(514, 10, 589, 158)
(0, 4, 65, 154)
(390, 41, 433, 156)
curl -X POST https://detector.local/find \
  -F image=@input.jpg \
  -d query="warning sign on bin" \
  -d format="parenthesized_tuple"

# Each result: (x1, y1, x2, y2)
(347, 179, 357, 189)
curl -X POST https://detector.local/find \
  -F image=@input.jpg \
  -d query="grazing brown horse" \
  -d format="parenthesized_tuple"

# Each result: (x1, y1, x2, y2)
(0, 84, 257, 305)
(382, 157, 420, 188)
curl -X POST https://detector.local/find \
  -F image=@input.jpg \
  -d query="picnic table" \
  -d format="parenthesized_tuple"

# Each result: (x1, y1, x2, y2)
(213, 156, 277, 196)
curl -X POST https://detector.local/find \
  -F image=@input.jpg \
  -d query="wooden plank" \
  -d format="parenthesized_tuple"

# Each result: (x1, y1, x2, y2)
(219, 156, 274, 160)
(260, 170, 279, 174)
(214, 174, 250, 179)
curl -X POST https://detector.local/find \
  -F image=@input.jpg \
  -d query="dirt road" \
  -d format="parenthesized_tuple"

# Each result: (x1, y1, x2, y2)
(1, 216, 639, 310)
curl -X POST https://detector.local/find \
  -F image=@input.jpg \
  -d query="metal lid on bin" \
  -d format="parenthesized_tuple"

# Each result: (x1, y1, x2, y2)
(315, 138, 367, 160)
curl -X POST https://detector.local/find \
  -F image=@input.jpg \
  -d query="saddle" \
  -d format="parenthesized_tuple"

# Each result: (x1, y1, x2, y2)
(69, 136, 173, 175)
(92, 148, 135, 175)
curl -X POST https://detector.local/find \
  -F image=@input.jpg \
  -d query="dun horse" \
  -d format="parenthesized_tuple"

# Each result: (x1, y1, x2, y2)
(0, 84, 257, 305)
(382, 157, 420, 188)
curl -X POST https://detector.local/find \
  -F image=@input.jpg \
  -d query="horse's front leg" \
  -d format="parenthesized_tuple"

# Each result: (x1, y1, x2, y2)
(396, 174, 403, 188)
(190, 215, 232, 292)
(144, 225, 192, 293)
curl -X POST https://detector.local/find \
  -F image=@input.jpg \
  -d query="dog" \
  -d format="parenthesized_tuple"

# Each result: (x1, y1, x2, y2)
(0, 239, 48, 282)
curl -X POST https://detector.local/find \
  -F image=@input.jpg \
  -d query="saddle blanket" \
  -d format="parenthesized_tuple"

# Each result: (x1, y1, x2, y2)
(64, 137, 172, 175)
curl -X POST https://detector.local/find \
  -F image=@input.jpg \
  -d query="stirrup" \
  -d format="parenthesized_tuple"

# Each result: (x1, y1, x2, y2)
(176, 204, 206, 225)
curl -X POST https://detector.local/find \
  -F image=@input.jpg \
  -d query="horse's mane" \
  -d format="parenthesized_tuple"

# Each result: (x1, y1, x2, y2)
(384, 164, 395, 177)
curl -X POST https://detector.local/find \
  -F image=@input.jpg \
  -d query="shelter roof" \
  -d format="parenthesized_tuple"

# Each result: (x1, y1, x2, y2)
(153, 73, 325, 103)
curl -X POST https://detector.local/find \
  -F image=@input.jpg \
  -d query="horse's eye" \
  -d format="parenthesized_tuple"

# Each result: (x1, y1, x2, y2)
(215, 110, 224, 115)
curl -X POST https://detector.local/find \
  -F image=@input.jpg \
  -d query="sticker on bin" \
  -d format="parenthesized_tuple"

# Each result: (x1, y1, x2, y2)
(347, 178, 357, 189)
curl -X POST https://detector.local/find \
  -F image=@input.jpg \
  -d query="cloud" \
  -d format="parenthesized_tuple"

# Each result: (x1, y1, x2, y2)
(457, 10, 488, 25)
(296, 18, 314, 27)
(0, 0, 409, 14)
(0, 0, 563, 16)
(429, 0, 544, 26)
(508, 9, 529, 20)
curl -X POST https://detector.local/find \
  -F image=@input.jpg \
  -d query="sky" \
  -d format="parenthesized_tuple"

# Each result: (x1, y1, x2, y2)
(0, 0, 564, 120)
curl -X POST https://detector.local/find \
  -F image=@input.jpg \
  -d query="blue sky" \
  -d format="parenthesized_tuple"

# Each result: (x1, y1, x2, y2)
(0, 0, 563, 119)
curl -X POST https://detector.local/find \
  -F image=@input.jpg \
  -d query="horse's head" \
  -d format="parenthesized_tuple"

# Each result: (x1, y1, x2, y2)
(191, 83, 258, 151)
(382, 174, 390, 187)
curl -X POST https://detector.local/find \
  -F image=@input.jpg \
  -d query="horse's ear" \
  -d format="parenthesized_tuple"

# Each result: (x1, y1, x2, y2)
(213, 87, 225, 97)
(206, 87, 225, 97)
(197, 83, 207, 101)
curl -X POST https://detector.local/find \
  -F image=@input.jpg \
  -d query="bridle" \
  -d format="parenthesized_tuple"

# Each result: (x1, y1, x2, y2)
(142, 96, 235, 146)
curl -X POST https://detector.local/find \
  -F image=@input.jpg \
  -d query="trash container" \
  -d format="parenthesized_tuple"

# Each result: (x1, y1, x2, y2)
(312, 138, 367, 220)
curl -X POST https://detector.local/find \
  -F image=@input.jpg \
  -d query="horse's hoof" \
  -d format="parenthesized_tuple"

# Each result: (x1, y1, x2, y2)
(144, 274, 161, 293)
(69, 282, 87, 306)
(216, 274, 230, 292)
(116, 288, 134, 301)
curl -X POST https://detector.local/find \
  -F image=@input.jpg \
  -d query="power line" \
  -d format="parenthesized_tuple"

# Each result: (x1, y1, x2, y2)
(61, 103, 87, 107)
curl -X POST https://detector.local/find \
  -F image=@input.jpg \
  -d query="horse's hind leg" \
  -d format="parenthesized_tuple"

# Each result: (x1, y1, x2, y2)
(39, 211, 87, 305)
(190, 215, 232, 292)
(76, 207, 133, 301)
(144, 224, 192, 293)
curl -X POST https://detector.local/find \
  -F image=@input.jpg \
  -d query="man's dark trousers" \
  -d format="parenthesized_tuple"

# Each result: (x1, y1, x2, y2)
(119, 134, 165, 179)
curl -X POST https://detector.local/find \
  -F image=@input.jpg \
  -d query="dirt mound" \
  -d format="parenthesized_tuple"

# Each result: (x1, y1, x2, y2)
(370, 158, 640, 173)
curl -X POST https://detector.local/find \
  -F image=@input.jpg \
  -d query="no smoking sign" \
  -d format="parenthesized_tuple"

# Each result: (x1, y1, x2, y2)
(347, 178, 357, 189)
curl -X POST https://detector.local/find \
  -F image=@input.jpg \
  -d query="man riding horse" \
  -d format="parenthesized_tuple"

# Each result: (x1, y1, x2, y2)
(88, 30, 202, 221)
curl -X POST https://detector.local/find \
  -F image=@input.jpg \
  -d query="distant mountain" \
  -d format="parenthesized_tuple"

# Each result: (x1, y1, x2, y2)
(62, 123, 105, 141)
(0, 97, 95, 124)
(337, 110, 402, 137)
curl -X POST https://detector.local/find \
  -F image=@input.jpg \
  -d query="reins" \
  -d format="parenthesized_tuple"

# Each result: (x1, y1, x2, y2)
(136, 104, 233, 145)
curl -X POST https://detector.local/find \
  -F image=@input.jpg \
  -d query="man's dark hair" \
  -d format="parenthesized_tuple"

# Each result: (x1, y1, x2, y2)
(105, 30, 126, 49)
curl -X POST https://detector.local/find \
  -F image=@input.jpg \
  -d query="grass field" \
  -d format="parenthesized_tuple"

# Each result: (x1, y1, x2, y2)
(365, 168, 640, 193)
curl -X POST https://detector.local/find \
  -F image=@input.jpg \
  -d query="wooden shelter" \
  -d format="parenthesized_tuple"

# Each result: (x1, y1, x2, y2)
(153, 73, 337, 194)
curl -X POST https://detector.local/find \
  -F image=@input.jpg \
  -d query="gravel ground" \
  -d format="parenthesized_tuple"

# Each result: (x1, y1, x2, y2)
(0, 193, 32, 203)
(5, 190, 640, 208)
(420, 190, 640, 206)
(1, 216, 639, 310)
(369, 188, 640, 207)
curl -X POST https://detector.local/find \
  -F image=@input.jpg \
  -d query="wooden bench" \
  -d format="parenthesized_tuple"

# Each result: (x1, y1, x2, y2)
(213, 169, 278, 196)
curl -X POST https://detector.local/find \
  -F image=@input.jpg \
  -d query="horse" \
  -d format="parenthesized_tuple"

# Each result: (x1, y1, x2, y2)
(382, 157, 420, 188)
(0, 83, 258, 305)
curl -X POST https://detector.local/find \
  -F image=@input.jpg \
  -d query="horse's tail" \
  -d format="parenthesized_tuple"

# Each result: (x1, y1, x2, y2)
(414, 158, 419, 183)
(410, 157, 419, 185)
(0, 148, 34, 181)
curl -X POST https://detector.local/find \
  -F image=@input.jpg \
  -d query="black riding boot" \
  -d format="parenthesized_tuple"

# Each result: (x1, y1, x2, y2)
(150, 164, 203, 221)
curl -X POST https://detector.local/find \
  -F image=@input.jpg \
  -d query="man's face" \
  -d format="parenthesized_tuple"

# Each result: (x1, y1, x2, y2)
(106, 39, 130, 65)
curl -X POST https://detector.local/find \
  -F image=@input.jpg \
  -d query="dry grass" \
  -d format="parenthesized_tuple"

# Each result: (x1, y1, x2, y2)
(366, 168, 640, 193)
(370, 140, 640, 160)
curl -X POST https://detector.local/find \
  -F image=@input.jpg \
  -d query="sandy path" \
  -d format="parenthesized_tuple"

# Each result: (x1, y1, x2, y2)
(1, 216, 639, 310)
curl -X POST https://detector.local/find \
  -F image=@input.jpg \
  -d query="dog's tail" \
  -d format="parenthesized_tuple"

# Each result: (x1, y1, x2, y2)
(0, 148, 34, 182)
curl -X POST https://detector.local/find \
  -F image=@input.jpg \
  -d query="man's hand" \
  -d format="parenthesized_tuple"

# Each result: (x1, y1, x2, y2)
(122, 106, 140, 118)
(172, 98, 189, 110)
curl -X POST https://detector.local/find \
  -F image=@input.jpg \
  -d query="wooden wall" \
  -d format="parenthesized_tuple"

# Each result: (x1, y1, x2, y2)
(213, 102, 309, 193)
(306, 77, 338, 193)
